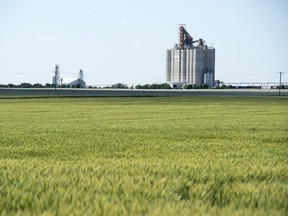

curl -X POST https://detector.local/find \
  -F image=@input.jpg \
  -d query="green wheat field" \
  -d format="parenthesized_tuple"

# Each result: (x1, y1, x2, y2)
(0, 96, 287, 215)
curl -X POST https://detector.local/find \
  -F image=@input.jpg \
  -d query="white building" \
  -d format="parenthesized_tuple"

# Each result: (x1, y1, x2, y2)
(65, 69, 86, 88)
(67, 78, 86, 88)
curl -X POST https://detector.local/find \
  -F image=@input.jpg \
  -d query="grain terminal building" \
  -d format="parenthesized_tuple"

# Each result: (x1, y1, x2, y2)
(166, 25, 215, 88)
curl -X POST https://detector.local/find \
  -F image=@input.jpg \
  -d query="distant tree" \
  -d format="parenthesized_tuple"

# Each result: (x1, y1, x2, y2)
(33, 83, 43, 88)
(44, 83, 53, 88)
(135, 84, 142, 89)
(200, 84, 208, 89)
(59, 84, 68, 88)
(183, 84, 192, 89)
(161, 83, 172, 89)
(7, 83, 17, 88)
(19, 82, 32, 88)
(184, 84, 208, 89)
(111, 83, 128, 89)
(135, 83, 171, 89)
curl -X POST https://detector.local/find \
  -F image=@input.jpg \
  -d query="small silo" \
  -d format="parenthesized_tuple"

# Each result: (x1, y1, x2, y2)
(165, 50, 172, 82)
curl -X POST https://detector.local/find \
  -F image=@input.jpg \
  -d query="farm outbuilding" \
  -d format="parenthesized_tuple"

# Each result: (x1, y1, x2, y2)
(67, 78, 86, 88)
(66, 69, 86, 88)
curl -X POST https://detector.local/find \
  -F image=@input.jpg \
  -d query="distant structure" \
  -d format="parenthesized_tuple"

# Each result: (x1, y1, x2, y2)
(111, 83, 128, 88)
(67, 69, 86, 88)
(166, 25, 215, 88)
(52, 64, 60, 85)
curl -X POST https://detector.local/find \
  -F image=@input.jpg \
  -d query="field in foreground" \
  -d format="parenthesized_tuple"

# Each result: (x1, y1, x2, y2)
(0, 96, 287, 215)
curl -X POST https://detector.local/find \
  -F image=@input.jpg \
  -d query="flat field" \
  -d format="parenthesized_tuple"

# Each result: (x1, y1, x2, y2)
(0, 96, 287, 215)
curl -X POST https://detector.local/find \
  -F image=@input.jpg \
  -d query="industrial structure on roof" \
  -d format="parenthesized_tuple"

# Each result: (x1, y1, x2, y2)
(166, 24, 215, 88)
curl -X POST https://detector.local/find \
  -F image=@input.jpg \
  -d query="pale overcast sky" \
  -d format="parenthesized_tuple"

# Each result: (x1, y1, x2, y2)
(0, 0, 287, 85)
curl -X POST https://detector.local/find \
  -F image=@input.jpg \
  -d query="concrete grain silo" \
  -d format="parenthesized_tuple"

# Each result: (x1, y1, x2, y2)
(166, 25, 215, 88)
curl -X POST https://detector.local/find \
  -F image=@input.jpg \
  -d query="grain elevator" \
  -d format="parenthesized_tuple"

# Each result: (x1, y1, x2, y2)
(166, 25, 215, 88)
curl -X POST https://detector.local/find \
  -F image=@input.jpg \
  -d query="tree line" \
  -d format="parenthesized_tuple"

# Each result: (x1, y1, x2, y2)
(0, 83, 82, 88)
(135, 83, 172, 89)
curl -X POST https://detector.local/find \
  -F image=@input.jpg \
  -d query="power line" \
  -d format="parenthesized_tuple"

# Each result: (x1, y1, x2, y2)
(85, 73, 164, 79)
(0, 72, 49, 75)
(219, 72, 276, 78)
(0, 72, 164, 79)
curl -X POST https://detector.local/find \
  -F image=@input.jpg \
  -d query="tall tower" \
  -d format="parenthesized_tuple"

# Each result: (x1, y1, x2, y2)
(52, 64, 60, 85)
(166, 25, 215, 88)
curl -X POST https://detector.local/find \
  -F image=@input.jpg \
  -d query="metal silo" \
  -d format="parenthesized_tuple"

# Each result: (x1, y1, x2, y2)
(165, 25, 215, 88)
(201, 48, 215, 86)
(192, 48, 205, 85)
(166, 50, 172, 82)
(180, 49, 187, 83)
(187, 49, 194, 83)
(172, 49, 181, 82)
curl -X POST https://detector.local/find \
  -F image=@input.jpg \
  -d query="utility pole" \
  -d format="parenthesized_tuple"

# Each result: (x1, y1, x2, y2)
(278, 72, 284, 96)
(54, 74, 57, 95)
